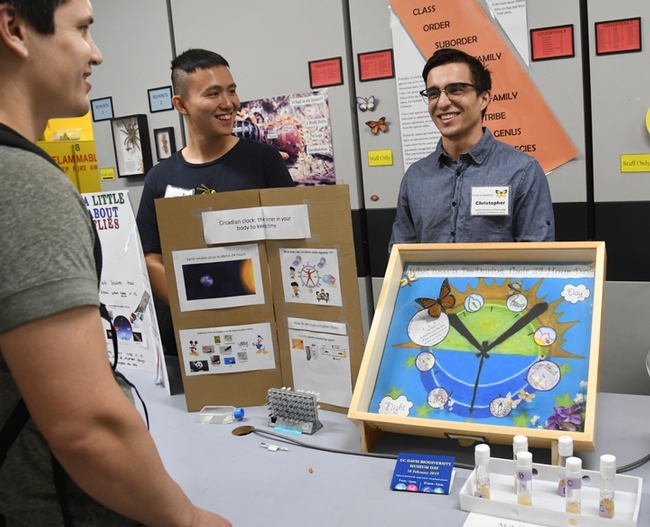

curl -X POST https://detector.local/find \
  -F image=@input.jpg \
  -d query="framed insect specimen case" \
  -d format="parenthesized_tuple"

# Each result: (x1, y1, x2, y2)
(110, 114, 153, 177)
(348, 242, 606, 453)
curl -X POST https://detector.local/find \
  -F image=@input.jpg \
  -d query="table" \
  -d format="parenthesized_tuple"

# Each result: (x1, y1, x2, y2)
(126, 370, 650, 526)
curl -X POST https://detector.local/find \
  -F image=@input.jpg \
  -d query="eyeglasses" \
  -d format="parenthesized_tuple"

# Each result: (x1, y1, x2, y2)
(419, 82, 477, 103)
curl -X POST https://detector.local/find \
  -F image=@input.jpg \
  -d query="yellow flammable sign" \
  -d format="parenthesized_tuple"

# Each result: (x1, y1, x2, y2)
(38, 140, 101, 192)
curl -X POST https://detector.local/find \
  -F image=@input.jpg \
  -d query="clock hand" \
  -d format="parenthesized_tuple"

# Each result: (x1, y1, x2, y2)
(484, 302, 548, 352)
(468, 302, 548, 414)
(447, 313, 483, 353)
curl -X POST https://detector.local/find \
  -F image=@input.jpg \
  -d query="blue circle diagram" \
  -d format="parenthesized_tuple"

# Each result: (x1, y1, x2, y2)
(113, 315, 133, 341)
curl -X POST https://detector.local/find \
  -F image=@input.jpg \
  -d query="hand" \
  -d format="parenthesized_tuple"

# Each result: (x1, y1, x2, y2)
(191, 507, 233, 527)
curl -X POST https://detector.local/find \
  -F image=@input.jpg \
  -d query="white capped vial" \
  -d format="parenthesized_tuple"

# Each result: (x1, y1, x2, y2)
(474, 443, 490, 499)
(513, 435, 528, 493)
(565, 456, 582, 514)
(557, 435, 573, 496)
(599, 454, 616, 518)
(516, 451, 533, 506)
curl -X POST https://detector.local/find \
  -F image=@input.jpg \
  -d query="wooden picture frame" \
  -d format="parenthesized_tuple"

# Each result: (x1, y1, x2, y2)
(154, 127, 176, 161)
(348, 242, 606, 454)
(110, 114, 153, 177)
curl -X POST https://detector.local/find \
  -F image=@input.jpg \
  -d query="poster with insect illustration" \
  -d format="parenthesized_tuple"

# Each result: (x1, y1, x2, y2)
(233, 90, 334, 185)
(369, 262, 599, 435)
(280, 248, 342, 306)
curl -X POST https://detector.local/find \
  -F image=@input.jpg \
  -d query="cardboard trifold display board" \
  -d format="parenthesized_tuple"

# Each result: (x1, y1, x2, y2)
(348, 242, 606, 454)
(155, 185, 364, 412)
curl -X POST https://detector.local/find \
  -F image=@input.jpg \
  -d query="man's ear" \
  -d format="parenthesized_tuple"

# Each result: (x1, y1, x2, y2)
(172, 94, 188, 115)
(479, 89, 491, 113)
(0, 5, 29, 59)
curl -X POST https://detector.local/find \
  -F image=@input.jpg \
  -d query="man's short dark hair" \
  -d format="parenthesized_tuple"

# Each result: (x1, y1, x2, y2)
(422, 48, 491, 94)
(171, 48, 230, 96)
(4, 0, 69, 34)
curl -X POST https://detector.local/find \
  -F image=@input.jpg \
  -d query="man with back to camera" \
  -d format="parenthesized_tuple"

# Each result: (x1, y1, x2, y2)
(389, 48, 554, 249)
(0, 1, 231, 525)
(136, 48, 294, 356)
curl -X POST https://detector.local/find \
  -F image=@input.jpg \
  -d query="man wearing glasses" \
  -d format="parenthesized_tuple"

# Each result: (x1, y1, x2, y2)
(389, 48, 554, 248)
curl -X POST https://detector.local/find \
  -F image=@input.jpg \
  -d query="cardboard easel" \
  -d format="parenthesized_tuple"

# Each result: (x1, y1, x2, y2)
(155, 185, 364, 412)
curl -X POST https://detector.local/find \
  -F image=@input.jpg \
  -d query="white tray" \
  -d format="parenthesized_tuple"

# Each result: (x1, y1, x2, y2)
(459, 458, 642, 527)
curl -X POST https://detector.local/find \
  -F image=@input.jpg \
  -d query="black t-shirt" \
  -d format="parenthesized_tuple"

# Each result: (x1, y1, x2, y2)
(136, 138, 294, 254)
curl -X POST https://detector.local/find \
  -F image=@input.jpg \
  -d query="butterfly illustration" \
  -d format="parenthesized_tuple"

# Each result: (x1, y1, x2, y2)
(495, 189, 508, 198)
(400, 270, 418, 287)
(507, 278, 523, 295)
(356, 95, 376, 112)
(504, 391, 521, 410)
(518, 388, 536, 403)
(415, 278, 455, 318)
(365, 117, 387, 135)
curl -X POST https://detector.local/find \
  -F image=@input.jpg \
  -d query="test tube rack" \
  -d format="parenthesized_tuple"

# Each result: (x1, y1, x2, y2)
(267, 387, 323, 435)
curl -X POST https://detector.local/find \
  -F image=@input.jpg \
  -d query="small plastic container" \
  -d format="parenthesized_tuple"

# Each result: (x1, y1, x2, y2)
(565, 456, 582, 514)
(600, 454, 616, 518)
(516, 451, 533, 506)
(557, 435, 574, 496)
(199, 405, 245, 424)
(513, 435, 528, 492)
(474, 443, 491, 499)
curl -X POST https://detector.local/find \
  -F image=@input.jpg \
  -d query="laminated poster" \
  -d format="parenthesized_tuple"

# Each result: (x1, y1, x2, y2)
(280, 248, 342, 306)
(172, 244, 264, 312)
(289, 326, 352, 408)
(83, 190, 162, 373)
(179, 323, 275, 376)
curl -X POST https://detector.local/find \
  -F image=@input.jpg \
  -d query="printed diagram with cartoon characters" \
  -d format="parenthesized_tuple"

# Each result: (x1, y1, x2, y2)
(280, 248, 343, 306)
(370, 264, 597, 433)
(179, 324, 275, 376)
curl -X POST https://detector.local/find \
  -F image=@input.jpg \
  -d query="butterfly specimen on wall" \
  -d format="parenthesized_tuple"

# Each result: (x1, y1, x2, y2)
(415, 278, 456, 318)
(365, 116, 387, 135)
(356, 95, 376, 112)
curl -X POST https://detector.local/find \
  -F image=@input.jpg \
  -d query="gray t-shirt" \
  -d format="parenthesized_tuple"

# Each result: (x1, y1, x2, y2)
(0, 145, 137, 526)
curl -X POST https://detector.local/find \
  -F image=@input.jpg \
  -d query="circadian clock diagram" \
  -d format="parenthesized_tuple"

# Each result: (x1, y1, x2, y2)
(371, 263, 595, 432)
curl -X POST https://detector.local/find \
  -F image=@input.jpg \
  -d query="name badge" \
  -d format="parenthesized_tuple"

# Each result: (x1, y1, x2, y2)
(471, 186, 510, 216)
(164, 185, 194, 198)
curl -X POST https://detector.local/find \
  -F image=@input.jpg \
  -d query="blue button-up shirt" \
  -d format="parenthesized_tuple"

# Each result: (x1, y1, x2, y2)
(389, 129, 555, 250)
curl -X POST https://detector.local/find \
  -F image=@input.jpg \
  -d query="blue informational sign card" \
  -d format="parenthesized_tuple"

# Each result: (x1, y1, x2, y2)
(390, 453, 455, 494)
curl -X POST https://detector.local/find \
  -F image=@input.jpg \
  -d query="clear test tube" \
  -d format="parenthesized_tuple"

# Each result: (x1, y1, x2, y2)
(599, 454, 616, 518)
(565, 456, 582, 514)
(516, 451, 533, 506)
(474, 443, 491, 499)
(513, 435, 528, 493)
(557, 435, 573, 496)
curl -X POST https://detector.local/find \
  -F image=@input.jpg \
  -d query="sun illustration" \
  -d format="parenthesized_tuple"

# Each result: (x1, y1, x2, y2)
(396, 278, 577, 358)
(372, 270, 595, 431)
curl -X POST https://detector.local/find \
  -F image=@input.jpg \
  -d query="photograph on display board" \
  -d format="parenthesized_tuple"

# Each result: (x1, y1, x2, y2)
(179, 323, 275, 376)
(279, 248, 342, 306)
(369, 263, 597, 433)
(233, 90, 335, 185)
(172, 244, 264, 312)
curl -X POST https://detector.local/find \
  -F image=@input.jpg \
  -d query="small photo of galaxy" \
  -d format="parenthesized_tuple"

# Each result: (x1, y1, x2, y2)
(133, 332, 143, 343)
(189, 360, 209, 372)
(113, 315, 133, 341)
(182, 259, 256, 301)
